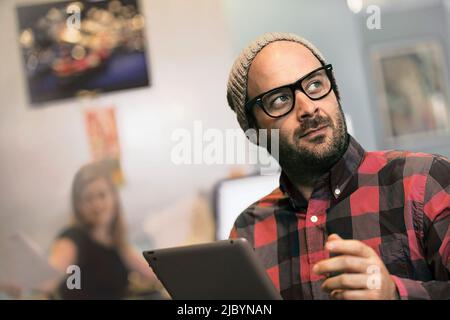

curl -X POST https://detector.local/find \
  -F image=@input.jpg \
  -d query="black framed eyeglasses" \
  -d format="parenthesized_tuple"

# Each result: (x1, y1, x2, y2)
(245, 64, 334, 118)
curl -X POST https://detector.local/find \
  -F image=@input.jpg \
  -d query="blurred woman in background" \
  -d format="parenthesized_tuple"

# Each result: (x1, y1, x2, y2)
(48, 161, 162, 299)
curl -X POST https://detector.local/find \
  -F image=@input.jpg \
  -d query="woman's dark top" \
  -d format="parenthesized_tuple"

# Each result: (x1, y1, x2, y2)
(56, 226, 129, 300)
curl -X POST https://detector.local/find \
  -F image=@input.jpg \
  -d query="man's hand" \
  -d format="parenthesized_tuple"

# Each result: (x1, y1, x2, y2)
(312, 234, 399, 300)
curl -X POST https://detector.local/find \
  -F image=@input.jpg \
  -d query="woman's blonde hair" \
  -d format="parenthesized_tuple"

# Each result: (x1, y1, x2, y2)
(71, 161, 127, 249)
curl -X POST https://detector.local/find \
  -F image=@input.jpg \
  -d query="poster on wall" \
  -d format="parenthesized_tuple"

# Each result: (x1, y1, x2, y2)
(371, 40, 450, 145)
(84, 106, 124, 186)
(17, 0, 150, 104)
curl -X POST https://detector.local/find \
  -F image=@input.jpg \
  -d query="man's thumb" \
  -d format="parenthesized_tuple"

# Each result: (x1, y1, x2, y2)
(327, 233, 342, 242)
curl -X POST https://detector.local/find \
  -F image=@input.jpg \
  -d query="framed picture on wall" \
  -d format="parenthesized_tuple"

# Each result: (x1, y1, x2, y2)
(371, 39, 450, 149)
(17, 0, 150, 105)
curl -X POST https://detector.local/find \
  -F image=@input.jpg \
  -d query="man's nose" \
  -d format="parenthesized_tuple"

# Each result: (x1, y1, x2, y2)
(294, 90, 319, 121)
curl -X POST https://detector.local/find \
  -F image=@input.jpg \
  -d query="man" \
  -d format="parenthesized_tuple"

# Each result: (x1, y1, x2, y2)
(226, 32, 450, 300)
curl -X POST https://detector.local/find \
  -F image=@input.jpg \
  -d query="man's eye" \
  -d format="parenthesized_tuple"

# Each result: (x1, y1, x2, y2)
(276, 95, 289, 102)
(306, 81, 323, 92)
(270, 95, 291, 107)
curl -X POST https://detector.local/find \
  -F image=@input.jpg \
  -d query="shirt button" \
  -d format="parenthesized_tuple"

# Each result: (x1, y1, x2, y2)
(334, 188, 341, 196)
(310, 215, 318, 223)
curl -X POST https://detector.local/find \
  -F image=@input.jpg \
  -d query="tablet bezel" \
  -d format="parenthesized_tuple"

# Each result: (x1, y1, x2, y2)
(143, 238, 282, 300)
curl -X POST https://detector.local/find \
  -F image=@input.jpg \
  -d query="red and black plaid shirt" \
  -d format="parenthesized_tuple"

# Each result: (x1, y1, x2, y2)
(229, 135, 450, 300)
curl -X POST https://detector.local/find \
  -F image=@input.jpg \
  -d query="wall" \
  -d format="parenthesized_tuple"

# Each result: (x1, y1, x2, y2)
(0, 0, 239, 249)
(358, 0, 450, 156)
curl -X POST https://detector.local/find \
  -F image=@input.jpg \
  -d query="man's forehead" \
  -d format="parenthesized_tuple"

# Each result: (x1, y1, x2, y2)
(247, 41, 322, 96)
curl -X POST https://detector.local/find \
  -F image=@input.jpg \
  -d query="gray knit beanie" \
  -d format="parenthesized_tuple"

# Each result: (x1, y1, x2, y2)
(227, 32, 340, 132)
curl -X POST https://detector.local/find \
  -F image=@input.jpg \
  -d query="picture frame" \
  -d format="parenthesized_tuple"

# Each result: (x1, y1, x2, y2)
(371, 39, 450, 150)
(17, 0, 150, 105)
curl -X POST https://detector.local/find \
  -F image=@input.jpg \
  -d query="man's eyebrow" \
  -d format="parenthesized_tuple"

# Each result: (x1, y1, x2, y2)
(301, 69, 322, 82)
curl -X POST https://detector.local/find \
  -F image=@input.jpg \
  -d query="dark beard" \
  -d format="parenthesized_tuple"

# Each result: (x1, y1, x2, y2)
(277, 104, 349, 182)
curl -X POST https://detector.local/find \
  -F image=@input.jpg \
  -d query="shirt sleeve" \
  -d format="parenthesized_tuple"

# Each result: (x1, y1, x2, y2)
(392, 156, 450, 300)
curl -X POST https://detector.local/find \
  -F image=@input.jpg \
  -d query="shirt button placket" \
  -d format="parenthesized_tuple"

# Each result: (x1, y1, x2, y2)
(305, 207, 327, 299)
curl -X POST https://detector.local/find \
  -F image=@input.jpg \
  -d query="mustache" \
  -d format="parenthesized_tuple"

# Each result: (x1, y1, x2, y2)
(294, 115, 333, 138)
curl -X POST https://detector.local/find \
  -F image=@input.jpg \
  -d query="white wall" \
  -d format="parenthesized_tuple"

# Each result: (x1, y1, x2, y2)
(0, 0, 241, 249)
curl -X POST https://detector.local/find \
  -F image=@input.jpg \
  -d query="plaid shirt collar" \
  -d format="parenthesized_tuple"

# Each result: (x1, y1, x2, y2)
(279, 134, 366, 210)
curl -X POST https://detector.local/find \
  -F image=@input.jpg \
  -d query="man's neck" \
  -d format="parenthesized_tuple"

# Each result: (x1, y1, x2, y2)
(280, 134, 351, 201)
(283, 166, 327, 201)
(297, 184, 314, 202)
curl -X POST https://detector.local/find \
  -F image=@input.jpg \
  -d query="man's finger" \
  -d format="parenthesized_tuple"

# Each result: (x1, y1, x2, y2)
(325, 239, 375, 258)
(321, 274, 369, 293)
(331, 289, 379, 300)
(313, 255, 368, 275)
(327, 233, 342, 242)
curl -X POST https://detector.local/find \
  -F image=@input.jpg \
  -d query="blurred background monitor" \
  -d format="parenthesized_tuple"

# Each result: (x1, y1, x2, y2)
(214, 174, 280, 240)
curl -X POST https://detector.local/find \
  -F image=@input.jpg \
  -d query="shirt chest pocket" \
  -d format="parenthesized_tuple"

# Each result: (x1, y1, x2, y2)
(378, 237, 411, 279)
